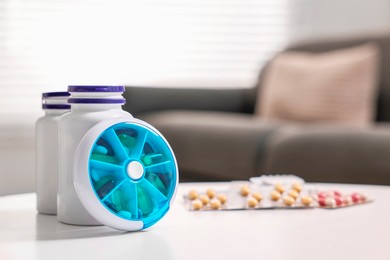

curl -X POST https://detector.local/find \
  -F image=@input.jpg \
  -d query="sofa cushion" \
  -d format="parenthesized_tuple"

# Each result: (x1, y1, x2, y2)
(264, 124, 390, 185)
(139, 111, 281, 181)
(257, 43, 380, 126)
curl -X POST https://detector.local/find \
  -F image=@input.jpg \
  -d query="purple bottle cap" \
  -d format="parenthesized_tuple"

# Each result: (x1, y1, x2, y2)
(68, 86, 125, 92)
(42, 104, 71, 109)
(67, 98, 126, 104)
(42, 92, 70, 98)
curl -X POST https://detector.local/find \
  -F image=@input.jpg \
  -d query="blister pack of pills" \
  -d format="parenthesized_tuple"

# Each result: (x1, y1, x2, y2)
(184, 181, 372, 211)
(313, 190, 372, 209)
(184, 181, 316, 211)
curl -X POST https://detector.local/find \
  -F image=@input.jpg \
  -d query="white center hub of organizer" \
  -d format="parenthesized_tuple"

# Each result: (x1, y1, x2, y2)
(127, 161, 144, 180)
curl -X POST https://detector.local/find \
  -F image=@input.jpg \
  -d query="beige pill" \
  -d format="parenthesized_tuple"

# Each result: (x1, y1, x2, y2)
(283, 196, 295, 206)
(210, 199, 221, 210)
(271, 190, 281, 201)
(325, 197, 336, 208)
(345, 196, 353, 205)
(274, 184, 285, 194)
(288, 190, 299, 200)
(199, 194, 210, 205)
(188, 190, 199, 200)
(217, 194, 228, 204)
(252, 192, 263, 202)
(247, 197, 258, 208)
(300, 196, 313, 206)
(240, 185, 251, 197)
(292, 183, 302, 193)
(206, 188, 216, 199)
(192, 199, 203, 210)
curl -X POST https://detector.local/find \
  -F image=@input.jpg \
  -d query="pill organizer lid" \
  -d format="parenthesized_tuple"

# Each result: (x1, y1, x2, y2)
(73, 117, 178, 231)
(68, 86, 125, 92)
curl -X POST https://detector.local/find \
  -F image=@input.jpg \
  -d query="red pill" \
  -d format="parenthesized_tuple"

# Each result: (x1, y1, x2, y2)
(335, 196, 344, 206)
(351, 193, 365, 203)
(318, 197, 326, 207)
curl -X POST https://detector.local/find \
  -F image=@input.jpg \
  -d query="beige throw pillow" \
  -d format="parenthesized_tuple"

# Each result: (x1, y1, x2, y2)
(257, 43, 380, 126)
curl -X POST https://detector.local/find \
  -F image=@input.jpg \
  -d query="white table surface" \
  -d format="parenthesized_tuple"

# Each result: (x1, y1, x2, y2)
(1, 182, 390, 260)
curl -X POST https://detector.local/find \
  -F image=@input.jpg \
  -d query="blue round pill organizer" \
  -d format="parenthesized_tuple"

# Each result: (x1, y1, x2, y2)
(74, 117, 178, 231)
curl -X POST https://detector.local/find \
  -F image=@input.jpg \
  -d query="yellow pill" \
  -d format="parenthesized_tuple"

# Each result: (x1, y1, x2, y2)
(210, 199, 222, 210)
(188, 190, 199, 200)
(270, 190, 281, 201)
(206, 188, 216, 199)
(247, 197, 258, 208)
(217, 194, 228, 204)
(192, 199, 203, 210)
(199, 194, 210, 205)
(274, 184, 285, 194)
(292, 183, 302, 193)
(252, 192, 263, 202)
(240, 185, 251, 197)
(301, 196, 313, 206)
(283, 196, 295, 206)
(288, 190, 299, 200)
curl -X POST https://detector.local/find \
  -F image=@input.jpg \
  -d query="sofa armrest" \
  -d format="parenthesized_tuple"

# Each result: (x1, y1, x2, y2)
(123, 86, 256, 116)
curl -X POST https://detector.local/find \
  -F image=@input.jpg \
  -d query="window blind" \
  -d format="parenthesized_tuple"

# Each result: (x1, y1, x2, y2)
(0, 0, 290, 130)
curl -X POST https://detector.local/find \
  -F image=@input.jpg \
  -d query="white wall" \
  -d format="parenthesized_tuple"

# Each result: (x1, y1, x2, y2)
(0, 131, 34, 195)
(1, 0, 390, 195)
(289, 0, 390, 42)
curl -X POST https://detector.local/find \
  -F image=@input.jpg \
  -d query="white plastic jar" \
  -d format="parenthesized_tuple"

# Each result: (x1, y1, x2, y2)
(36, 92, 70, 215)
(58, 85, 178, 231)
(58, 86, 130, 225)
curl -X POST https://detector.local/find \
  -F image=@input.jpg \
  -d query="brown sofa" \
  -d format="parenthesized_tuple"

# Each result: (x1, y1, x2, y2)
(123, 33, 390, 185)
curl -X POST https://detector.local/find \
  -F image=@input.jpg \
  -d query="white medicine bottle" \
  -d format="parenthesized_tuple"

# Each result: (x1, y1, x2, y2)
(36, 92, 70, 215)
(57, 85, 178, 231)
(57, 86, 131, 225)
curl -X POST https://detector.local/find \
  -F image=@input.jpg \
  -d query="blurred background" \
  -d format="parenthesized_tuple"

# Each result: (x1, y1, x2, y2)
(1, 0, 390, 195)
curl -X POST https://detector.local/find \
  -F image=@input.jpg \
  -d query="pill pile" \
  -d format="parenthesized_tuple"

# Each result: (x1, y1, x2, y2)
(187, 188, 228, 211)
(314, 191, 369, 209)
